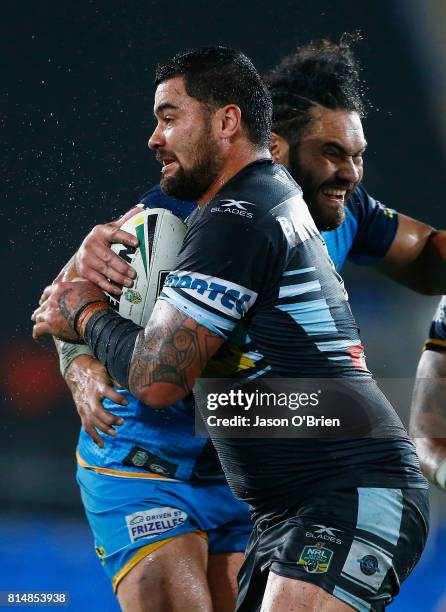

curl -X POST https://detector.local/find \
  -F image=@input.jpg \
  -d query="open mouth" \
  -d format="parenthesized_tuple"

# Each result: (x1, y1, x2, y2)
(161, 158, 179, 175)
(320, 188, 348, 205)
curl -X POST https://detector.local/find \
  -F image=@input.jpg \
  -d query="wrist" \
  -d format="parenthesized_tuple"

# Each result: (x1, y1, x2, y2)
(75, 301, 111, 338)
(59, 342, 95, 378)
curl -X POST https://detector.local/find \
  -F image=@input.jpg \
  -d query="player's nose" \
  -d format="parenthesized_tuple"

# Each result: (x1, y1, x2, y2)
(148, 124, 165, 150)
(337, 157, 361, 183)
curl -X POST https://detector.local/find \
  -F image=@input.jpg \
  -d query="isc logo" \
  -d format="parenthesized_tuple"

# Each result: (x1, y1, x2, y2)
(164, 272, 255, 316)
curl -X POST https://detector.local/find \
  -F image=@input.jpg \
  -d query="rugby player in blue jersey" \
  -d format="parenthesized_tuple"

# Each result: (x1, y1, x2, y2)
(34, 46, 429, 612)
(58, 189, 246, 612)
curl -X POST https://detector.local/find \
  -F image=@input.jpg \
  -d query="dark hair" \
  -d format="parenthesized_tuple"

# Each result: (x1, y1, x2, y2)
(264, 34, 366, 146)
(155, 46, 272, 148)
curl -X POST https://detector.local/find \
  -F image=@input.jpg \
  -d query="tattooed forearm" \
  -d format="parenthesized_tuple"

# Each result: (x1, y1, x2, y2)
(57, 288, 76, 327)
(128, 307, 222, 399)
(57, 283, 107, 330)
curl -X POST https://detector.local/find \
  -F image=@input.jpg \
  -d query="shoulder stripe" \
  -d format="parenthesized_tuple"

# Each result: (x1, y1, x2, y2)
(316, 339, 362, 352)
(276, 298, 337, 335)
(279, 280, 321, 299)
(159, 290, 229, 338)
(282, 267, 316, 277)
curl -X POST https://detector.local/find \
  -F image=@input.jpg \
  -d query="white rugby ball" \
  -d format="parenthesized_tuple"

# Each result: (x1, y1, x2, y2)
(105, 207, 187, 326)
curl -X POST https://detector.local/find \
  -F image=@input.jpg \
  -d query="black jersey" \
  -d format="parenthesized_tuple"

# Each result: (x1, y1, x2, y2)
(159, 160, 426, 509)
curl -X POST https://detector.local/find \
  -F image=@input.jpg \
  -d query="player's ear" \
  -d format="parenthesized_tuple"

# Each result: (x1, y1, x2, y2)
(270, 132, 290, 165)
(215, 104, 242, 140)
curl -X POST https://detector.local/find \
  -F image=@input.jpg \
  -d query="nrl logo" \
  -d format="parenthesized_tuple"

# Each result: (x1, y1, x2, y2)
(297, 545, 334, 574)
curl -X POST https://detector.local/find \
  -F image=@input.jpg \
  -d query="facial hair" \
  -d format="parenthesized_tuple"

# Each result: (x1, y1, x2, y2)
(160, 122, 223, 202)
(288, 143, 347, 231)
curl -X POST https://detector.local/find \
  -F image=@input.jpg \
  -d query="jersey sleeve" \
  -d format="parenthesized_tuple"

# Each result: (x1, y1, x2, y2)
(159, 211, 284, 339)
(347, 186, 399, 265)
(425, 296, 446, 352)
(138, 185, 196, 221)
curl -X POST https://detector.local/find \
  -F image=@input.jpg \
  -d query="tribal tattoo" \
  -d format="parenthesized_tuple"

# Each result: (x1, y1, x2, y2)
(57, 283, 106, 330)
(57, 288, 77, 328)
(128, 306, 222, 398)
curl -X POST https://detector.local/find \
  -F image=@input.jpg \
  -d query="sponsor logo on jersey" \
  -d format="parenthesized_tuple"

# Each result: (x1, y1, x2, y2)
(271, 195, 319, 247)
(126, 507, 187, 542)
(133, 450, 149, 467)
(123, 446, 178, 478)
(164, 270, 257, 317)
(341, 538, 390, 592)
(210, 199, 256, 219)
(305, 524, 342, 545)
(149, 463, 171, 475)
(313, 525, 342, 536)
(358, 555, 380, 576)
(376, 201, 396, 219)
(297, 544, 333, 574)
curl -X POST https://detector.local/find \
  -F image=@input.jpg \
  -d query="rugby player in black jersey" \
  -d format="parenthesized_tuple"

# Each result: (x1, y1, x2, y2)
(33, 46, 429, 612)
(71, 38, 446, 502)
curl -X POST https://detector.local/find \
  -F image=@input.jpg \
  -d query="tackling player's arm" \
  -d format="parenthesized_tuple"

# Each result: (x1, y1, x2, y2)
(32, 281, 224, 408)
(48, 212, 138, 442)
(32, 196, 276, 409)
(410, 348, 446, 490)
(68, 207, 140, 295)
(56, 342, 126, 446)
(376, 214, 446, 294)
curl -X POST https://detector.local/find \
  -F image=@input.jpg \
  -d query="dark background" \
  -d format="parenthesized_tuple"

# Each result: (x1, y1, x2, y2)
(2, 1, 446, 609)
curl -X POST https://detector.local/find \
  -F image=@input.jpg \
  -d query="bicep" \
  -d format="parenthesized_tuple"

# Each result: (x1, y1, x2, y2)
(376, 214, 433, 289)
(383, 214, 432, 266)
(128, 299, 224, 408)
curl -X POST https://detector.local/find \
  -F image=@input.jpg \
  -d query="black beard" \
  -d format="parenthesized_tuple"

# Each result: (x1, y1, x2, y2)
(160, 140, 223, 201)
(288, 144, 346, 231)
(160, 163, 215, 201)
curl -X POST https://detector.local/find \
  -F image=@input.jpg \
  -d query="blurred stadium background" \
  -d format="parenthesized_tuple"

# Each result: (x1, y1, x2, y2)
(3, 0, 446, 609)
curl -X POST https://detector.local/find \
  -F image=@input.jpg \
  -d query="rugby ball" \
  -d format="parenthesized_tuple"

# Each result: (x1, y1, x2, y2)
(105, 208, 187, 326)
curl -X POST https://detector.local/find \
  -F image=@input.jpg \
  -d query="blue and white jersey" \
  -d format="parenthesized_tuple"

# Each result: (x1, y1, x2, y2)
(77, 176, 401, 483)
